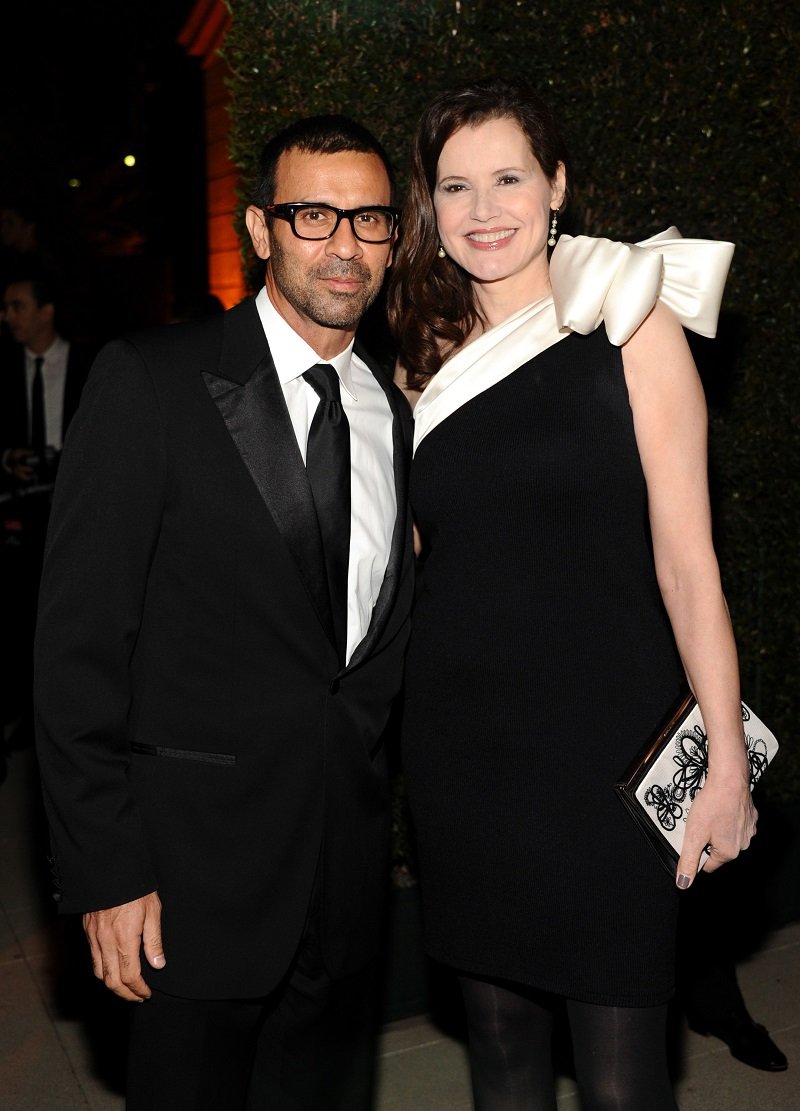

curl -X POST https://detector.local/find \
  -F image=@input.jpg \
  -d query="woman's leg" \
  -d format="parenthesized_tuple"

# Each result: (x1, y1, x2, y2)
(566, 999, 678, 1111)
(458, 973, 558, 1111)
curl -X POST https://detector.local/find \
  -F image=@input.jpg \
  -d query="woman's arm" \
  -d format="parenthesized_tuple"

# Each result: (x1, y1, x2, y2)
(622, 301, 756, 887)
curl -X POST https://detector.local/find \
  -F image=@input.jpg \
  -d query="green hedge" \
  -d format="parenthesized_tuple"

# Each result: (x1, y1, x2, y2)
(224, 0, 799, 800)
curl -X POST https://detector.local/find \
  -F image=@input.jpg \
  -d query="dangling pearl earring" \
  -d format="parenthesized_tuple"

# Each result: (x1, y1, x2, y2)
(547, 211, 558, 247)
(437, 244, 446, 259)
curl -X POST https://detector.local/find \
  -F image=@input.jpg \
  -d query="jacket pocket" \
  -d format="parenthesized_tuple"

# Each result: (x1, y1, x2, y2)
(131, 742, 236, 767)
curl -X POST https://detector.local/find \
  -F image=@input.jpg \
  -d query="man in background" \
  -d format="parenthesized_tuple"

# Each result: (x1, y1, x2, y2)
(1, 273, 90, 755)
(1, 273, 90, 488)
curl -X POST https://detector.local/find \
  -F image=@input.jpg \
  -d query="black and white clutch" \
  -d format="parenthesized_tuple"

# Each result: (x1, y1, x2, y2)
(615, 691, 779, 875)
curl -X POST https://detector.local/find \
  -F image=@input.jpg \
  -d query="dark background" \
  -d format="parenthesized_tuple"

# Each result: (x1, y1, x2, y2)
(1, 0, 205, 339)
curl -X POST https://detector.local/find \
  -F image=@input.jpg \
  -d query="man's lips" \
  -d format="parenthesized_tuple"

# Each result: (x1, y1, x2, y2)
(317, 266, 369, 290)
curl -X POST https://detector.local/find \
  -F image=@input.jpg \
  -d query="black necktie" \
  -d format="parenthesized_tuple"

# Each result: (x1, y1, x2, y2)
(31, 355, 46, 459)
(302, 363, 351, 662)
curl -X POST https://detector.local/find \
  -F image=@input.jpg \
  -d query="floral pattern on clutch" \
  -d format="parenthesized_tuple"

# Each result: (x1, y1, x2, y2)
(616, 695, 778, 874)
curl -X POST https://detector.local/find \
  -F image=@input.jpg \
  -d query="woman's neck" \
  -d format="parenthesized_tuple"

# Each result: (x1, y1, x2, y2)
(473, 272, 551, 330)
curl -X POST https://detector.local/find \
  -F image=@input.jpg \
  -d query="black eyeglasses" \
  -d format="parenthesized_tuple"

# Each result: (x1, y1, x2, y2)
(264, 203, 400, 243)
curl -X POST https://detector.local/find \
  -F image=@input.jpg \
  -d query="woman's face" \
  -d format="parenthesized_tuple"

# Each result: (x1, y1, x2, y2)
(434, 116, 565, 310)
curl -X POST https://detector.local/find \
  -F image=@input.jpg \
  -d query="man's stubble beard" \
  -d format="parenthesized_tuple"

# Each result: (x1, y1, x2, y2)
(268, 236, 385, 331)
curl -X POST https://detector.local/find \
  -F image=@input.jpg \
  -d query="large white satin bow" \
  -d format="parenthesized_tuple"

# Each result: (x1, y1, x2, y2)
(549, 226, 735, 345)
(413, 228, 735, 453)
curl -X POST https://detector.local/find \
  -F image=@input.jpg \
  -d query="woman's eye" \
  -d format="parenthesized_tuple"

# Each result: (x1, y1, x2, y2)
(442, 183, 466, 193)
(498, 175, 519, 185)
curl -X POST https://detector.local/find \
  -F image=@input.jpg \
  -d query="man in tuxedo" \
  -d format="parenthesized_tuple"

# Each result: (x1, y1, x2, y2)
(1, 273, 91, 751)
(34, 115, 413, 1110)
(1, 272, 90, 488)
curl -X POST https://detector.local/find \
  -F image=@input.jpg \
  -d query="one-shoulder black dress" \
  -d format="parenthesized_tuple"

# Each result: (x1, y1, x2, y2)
(402, 326, 684, 1006)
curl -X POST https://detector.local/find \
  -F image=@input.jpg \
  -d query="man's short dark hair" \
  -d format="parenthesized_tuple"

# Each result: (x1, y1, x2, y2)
(251, 115, 395, 209)
(4, 271, 59, 308)
(3, 266, 59, 306)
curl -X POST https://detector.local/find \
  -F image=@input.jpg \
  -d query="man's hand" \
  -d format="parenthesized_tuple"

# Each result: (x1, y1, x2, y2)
(83, 891, 165, 1001)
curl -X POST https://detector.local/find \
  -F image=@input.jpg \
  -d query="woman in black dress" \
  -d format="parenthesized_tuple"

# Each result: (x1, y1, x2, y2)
(388, 78, 756, 1110)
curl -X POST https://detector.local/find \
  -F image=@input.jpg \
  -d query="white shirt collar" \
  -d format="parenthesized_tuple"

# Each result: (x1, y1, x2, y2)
(25, 333, 67, 363)
(255, 286, 358, 399)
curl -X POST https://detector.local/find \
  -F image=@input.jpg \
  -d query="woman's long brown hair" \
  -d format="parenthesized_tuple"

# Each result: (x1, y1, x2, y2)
(387, 78, 570, 390)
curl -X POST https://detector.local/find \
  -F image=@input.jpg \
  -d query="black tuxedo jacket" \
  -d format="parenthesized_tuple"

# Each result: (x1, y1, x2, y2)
(34, 297, 413, 999)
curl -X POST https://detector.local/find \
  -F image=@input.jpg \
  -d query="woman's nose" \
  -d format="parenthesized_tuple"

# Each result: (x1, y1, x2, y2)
(469, 188, 500, 222)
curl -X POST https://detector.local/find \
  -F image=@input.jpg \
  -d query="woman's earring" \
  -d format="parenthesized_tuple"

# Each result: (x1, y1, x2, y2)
(547, 211, 558, 247)
(437, 244, 446, 259)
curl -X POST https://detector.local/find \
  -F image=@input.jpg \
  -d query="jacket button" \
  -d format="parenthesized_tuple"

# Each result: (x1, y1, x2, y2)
(52, 892, 63, 903)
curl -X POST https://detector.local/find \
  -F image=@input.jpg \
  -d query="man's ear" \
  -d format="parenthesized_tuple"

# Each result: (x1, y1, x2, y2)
(245, 205, 271, 260)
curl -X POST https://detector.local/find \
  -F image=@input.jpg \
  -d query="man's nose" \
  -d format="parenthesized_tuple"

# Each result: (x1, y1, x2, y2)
(326, 217, 363, 259)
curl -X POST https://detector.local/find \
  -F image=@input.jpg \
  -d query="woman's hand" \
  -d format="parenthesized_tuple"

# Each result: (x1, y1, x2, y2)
(676, 765, 757, 888)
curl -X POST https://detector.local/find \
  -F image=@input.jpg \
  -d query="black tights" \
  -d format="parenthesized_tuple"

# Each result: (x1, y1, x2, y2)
(459, 973, 678, 1111)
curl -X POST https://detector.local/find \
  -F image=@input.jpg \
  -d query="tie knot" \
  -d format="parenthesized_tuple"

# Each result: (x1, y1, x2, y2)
(303, 363, 341, 402)
(34, 356, 44, 374)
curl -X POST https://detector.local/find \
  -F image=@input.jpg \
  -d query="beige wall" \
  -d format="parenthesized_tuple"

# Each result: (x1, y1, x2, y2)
(179, 0, 245, 308)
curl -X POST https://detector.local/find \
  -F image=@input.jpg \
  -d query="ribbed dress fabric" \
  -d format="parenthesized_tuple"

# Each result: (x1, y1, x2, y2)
(402, 326, 684, 1007)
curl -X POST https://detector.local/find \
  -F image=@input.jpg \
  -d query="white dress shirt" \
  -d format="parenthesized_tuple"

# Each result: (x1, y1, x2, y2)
(255, 287, 396, 663)
(25, 334, 69, 451)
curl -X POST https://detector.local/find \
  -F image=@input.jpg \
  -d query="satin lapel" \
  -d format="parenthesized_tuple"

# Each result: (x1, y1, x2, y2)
(347, 345, 412, 671)
(202, 300, 337, 651)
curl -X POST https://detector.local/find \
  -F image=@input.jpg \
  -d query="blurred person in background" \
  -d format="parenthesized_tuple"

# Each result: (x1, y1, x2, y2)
(1, 271, 91, 754)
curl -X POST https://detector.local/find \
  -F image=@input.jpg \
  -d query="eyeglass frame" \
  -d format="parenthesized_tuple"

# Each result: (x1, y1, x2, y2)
(264, 202, 400, 243)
